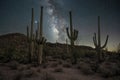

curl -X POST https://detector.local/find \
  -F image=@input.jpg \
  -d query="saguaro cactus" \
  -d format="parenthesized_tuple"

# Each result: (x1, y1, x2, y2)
(66, 11, 78, 47)
(66, 11, 78, 64)
(27, 8, 34, 62)
(36, 6, 47, 65)
(93, 16, 109, 62)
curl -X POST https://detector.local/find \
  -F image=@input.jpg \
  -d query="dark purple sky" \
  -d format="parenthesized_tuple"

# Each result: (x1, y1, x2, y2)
(0, 0, 120, 51)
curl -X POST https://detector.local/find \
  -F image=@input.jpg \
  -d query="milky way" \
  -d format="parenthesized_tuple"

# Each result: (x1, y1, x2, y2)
(40, 0, 68, 42)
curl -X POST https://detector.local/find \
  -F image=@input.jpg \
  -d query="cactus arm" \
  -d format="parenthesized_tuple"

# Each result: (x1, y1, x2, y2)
(101, 35, 109, 49)
(93, 37, 97, 48)
(93, 33, 98, 48)
(66, 27, 71, 39)
(37, 22, 40, 39)
(73, 30, 78, 41)
(35, 29, 38, 40)
(42, 37, 47, 44)
(27, 26, 29, 40)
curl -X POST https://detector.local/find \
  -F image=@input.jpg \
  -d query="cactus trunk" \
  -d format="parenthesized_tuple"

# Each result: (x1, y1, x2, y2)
(30, 8, 34, 62)
(37, 6, 46, 65)
(38, 45, 43, 64)
(27, 8, 34, 62)
(27, 6, 46, 64)
(69, 12, 74, 46)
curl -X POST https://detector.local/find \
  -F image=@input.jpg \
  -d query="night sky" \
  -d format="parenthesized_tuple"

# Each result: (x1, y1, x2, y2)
(0, 0, 120, 51)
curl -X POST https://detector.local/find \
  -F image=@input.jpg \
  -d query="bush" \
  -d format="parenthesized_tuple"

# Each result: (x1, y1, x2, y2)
(42, 63, 49, 69)
(78, 62, 94, 75)
(0, 47, 28, 63)
(41, 72, 56, 80)
(13, 72, 22, 80)
(22, 69, 38, 78)
(17, 64, 31, 71)
(58, 60, 62, 65)
(98, 62, 120, 78)
(53, 67, 63, 72)
(50, 62, 58, 68)
(0, 72, 4, 80)
(7, 61, 19, 70)
(63, 63, 72, 68)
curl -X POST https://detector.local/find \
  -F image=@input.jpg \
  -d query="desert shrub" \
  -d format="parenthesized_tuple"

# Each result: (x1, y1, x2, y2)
(63, 63, 72, 68)
(7, 61, 19, 70)
(41, 72, 56, 80)
(98, 62, 120, 78)
(0, 48, 14, 62)
(22, 69, 38, 78)
(76, 64, 81, 69)
(78, 62, 94, 75)
(107, 76, 120, 80)
(71, 49, 80, 64)
(13, 72, 22, 80)
(37, 68, 41, 73)
(107, 53, 120, 62)
(84, 51, 96, 59)
(60, 53, 68, 60)
(88, 61, 99, 72)
(0, 47, 28, 63)
(0, 72, 4, 80)
(58, 60, 62, 65)
(70, 77, 79, 80)
(50, 62, 58, 68)
(42, 63, 49, 69)
(17, 64, 31, 71)
(23, 70, 33, 77)
(53, 67, 63, 72)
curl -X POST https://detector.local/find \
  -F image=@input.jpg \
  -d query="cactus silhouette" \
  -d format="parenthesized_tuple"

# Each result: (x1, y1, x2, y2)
(36, 6, 47, 65)
(27, 8, 34, 62)
(66, 11, 78, 47)
(66, 11, 78, 64)
(93, 16, 109, 62)
(66, 39, 68, 54)
(27, 7, 46, 64)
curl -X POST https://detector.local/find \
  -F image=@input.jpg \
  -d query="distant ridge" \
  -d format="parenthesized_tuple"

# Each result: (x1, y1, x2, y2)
(0, 33, 94, 55)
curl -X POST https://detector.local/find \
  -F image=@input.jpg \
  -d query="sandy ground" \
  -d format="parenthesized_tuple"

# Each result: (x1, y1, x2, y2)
(0, 60, 107, 80)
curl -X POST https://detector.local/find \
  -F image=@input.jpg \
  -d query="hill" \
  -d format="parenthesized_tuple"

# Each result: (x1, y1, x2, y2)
(0, 33, 94, 55)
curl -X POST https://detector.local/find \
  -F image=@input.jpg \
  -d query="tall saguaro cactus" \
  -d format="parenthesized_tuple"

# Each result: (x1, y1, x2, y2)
(27, 8, 34, 62)
(27, 7, 46, 64)
(36, 6, 47, 65)
(93, 16, 109, 62)
(66, 11, 78, 47)
(66, 11, 78, 64)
